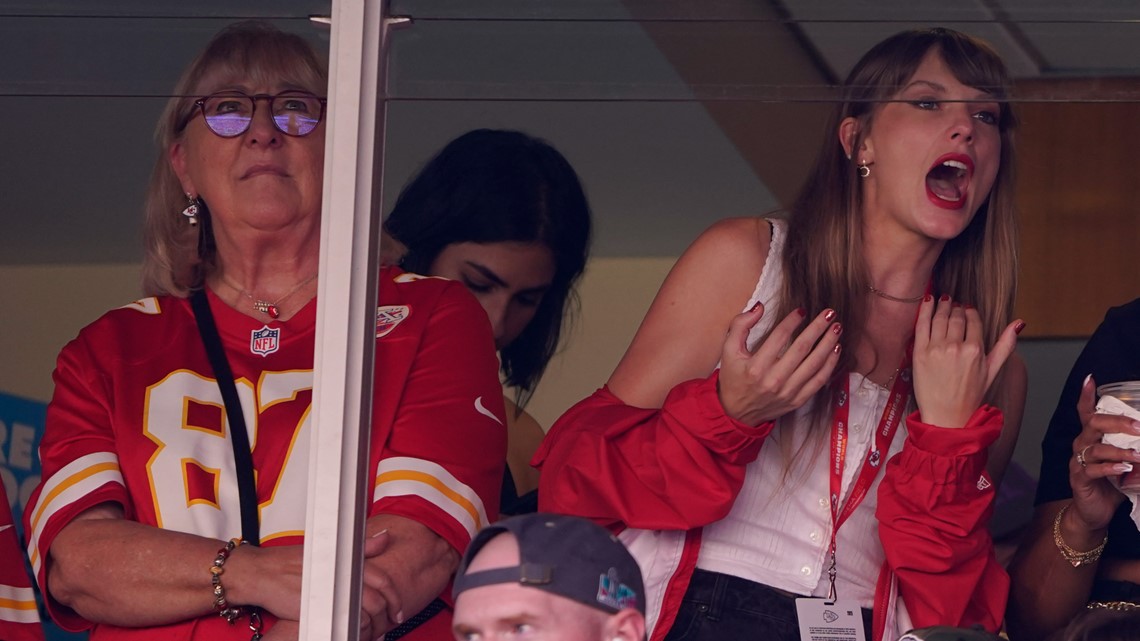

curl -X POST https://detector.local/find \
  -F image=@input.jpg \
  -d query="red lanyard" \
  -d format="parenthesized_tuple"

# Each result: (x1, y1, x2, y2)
(825, 357, 912, 601)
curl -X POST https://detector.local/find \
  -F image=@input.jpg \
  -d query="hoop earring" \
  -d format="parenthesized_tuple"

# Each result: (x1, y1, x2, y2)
(858, 162, 871, 179)
(181, 194, 200, 227)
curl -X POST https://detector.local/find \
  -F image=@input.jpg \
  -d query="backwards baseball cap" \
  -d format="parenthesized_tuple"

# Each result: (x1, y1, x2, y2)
(453, 513, 645, 615)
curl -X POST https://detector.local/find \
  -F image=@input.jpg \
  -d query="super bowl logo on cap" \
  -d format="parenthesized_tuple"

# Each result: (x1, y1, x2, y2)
(376, 305, 410, 338)
(596, 568, 638, 611)
(250, 326, 281, 357)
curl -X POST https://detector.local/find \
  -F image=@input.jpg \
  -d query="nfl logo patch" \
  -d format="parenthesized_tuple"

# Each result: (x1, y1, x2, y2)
(250, 325, 281, 357)
(376, 305, 410, 338)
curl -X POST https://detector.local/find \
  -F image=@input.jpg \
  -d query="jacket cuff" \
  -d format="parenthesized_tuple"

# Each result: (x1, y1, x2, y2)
(905, 405, 1004, 456)
(661, 370, 775, 459)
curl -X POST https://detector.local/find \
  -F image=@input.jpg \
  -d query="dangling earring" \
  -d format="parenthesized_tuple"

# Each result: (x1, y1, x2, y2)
(181, 194, 200, 227)
(858, 161, 871, 178)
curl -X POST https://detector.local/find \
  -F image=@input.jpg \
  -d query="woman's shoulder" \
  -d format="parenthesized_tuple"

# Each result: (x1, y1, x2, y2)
(668, 216, 774, 285)
(379, 265, 487, 332)
(688, 216, 773, 259)
(59, 295, 191, 368)
(605, 216, 777, 404)
(1102, 297, 1140, 327)
(380, 265, 464, 305)
(81, 295, 188, 335)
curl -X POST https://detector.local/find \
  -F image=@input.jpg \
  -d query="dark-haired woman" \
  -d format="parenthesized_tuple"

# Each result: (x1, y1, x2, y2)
(536, 28, 1024, 641)
(384, 128, 592, 515)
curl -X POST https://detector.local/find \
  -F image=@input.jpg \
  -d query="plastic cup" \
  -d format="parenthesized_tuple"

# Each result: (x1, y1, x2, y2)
(1097, 381, 1140, 491)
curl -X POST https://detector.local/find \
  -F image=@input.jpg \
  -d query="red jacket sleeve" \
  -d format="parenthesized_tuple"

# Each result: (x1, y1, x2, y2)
(534, 371, 773, 530)
(876, 406, 1008, 632)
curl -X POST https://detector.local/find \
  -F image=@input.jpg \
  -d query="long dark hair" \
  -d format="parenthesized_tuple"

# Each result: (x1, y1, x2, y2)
(385, 129, 592, 405)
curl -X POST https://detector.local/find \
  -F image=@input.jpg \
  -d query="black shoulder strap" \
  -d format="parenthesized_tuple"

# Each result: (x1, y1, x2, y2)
(190, 289, 261, 546)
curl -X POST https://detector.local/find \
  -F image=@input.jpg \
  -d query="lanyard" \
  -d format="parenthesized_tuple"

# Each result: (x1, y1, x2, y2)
(825, 356, 912, 602)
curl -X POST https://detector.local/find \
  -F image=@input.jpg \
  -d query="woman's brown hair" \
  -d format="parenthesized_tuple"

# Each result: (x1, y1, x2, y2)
(775, 28, 1019, 438)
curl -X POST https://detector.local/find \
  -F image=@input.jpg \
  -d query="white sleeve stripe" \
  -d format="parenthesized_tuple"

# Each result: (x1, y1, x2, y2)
(374, 457, 488, 536)
(0, 585, 40, 624)
(0, 607, 41, 624)
(373, 480, 479, 538)
(27, 453, 123, 575)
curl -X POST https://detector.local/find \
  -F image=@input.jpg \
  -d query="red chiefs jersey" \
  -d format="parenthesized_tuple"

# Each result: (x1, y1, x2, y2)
(25, 267, 506, 640)
(1, 483, 44, 641)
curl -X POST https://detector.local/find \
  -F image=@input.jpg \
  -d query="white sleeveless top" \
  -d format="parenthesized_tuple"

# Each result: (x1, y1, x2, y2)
(696, 219, 910, 608)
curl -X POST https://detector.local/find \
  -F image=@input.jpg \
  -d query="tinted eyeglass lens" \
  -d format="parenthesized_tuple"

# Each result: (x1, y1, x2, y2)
(272, 93, 322, 136)
(202, 94, 254, 137)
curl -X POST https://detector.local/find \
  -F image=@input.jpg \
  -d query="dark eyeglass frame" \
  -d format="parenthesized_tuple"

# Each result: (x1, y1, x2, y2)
(182, 91, 328, 138)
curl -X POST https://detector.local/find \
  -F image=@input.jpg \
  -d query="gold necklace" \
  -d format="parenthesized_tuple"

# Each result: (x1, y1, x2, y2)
(222, 273, 317, 319)
(867, 284, 923, 304)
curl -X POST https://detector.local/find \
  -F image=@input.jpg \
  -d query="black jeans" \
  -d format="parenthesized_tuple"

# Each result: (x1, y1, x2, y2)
(663, 569, 874, 641)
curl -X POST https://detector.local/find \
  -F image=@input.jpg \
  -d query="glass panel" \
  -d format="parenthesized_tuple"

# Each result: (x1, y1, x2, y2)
(4, 5, 1140, 641)
(385, 16, 1140, 102)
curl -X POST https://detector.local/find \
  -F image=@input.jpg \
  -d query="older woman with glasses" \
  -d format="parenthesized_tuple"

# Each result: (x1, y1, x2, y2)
(23, 21, 506, 641)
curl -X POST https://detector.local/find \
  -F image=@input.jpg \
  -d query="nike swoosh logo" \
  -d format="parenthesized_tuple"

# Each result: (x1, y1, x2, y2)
(474, 396, 503, 426)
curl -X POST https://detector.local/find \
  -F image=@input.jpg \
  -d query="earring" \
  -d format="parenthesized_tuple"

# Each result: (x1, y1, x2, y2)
(181, 194, 200, 227)
(858, 161, 871, 179)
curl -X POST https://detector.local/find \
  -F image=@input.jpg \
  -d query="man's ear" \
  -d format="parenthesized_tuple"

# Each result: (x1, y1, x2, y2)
(601, 609, 647, 641)
(169, 142, 196, 196)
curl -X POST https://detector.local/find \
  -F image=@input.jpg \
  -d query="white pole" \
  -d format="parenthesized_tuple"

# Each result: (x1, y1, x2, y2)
(301, 0, 391, 639)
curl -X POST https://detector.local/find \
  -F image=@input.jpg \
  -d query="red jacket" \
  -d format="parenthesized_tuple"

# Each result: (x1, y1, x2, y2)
(535, 371, 1007, 640)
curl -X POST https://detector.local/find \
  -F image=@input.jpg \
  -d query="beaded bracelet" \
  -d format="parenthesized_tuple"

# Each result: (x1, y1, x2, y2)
(1054, 504, 1108, 568)
(210, 538, 245, 623)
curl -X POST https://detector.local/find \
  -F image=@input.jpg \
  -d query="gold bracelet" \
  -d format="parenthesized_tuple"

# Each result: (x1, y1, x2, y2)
(1054, 504, 1107, 568)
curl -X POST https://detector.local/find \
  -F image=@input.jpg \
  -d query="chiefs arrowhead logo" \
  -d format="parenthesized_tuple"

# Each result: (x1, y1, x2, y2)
(376, 305, 410, 338)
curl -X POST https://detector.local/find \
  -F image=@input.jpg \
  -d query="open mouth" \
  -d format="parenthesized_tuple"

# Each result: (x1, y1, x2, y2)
(925, 154, 973, 209)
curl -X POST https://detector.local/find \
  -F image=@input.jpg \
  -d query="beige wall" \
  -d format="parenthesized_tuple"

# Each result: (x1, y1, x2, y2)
(1, 264, 143, 402)
(525, 257, 675, 430)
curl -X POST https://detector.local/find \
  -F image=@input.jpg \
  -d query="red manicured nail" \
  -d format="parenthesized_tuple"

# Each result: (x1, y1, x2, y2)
(964, 304, 974, 310)
(797, 307, 807, 317)
(833, 343, 842, 355)
(1014, 321, 1026, 334)
(749, 302, 762, 313)
(824, 309, 836, 322)
(832, 323, 842, 335)
(923, 294, 933, 302)
(939, 294, 951, 302)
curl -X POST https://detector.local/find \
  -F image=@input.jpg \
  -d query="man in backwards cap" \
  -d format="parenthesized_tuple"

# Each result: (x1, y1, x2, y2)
(452, 513, 646, 641)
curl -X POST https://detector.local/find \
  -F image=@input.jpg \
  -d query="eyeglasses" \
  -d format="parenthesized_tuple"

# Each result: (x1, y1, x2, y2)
(186, 91, 327, 138)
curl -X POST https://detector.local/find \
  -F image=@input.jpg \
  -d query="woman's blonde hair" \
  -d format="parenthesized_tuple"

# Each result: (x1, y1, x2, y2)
(142, 21, 327, 296)
(777, 28, 1019, 434)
